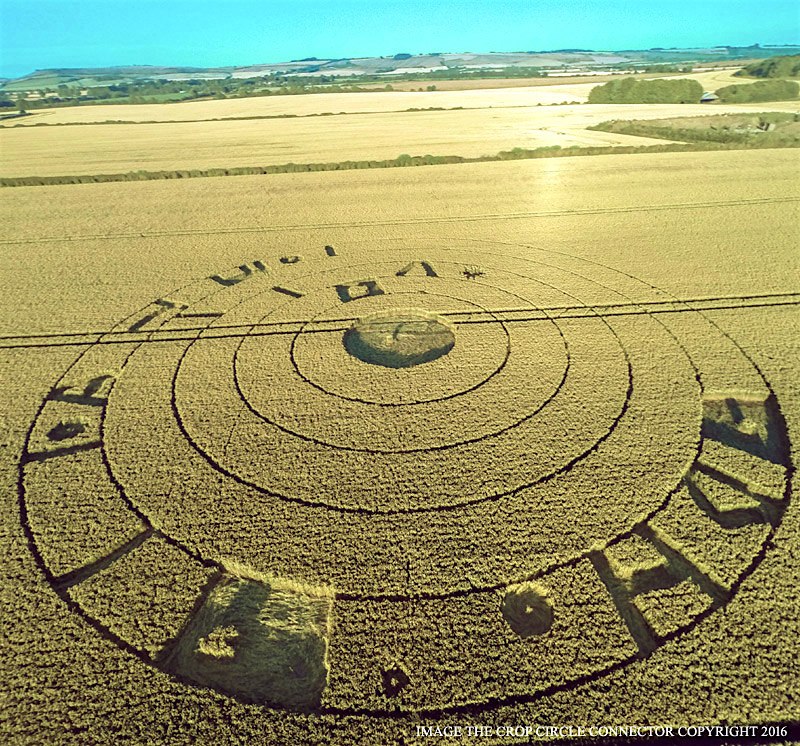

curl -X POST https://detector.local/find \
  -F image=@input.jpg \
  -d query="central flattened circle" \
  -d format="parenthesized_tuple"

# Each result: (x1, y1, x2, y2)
(344, 310, 455, 369)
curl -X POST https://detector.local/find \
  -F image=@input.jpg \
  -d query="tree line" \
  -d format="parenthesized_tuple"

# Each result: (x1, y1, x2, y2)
(588, 78, 703, 104)
(734, 54, 800, 79)
(715, 80, 799, 103)
(587, 76, 798, 104)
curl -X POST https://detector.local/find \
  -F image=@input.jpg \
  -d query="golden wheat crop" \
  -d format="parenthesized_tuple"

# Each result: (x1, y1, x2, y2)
(1, 105, 680, 178)
(0, 84, 602, 126)
(0, 69, 754, 130)
(1, 125, 798, 746)
(3, 95, 798, 181)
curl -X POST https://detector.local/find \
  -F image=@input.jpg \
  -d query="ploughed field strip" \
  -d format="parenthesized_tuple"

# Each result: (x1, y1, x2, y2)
(13, 236, 797, 741)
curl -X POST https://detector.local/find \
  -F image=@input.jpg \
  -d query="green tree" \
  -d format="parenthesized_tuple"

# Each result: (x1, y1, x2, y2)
(735, 54, 800, 79)
(588, 77, 702, 104)
(715, 79, 799, 103)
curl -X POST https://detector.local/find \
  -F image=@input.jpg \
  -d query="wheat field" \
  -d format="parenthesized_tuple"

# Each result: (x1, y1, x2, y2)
(5, 102, 800, 180)
(0, 68, 749, 128)
(1, 70, 799, 746)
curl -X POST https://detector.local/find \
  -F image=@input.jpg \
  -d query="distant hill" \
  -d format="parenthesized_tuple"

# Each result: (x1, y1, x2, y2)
(4, 45, 800, 91)
(0, 65, 236, 91)
(735, 54, 800, 79)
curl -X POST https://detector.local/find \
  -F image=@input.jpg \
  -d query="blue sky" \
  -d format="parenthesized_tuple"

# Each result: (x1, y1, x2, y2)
(1, 0, 798, 78)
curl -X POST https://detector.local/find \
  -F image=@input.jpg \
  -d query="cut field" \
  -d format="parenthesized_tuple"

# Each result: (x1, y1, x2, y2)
(0, 105, 677, 178)
(311, 68, 747, 93)
(4, 100, 800, 180)
(0, 85, 601, 127)
(0, 68, 752, 129)
(2, 146, 799, 744)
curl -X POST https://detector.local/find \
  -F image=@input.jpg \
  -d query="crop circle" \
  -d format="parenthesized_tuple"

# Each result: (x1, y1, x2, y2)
(286, 290, 514, 407)
(18, 239, 791, 718)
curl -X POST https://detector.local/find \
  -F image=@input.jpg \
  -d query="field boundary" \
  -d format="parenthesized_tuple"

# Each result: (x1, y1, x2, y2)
(3, 139, 799, 187)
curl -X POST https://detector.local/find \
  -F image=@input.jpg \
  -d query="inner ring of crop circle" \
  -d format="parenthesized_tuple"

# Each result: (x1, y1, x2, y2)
(288, 291, 515, 406)
(232, 281, 580, 454)
(125, 251, 680, 568)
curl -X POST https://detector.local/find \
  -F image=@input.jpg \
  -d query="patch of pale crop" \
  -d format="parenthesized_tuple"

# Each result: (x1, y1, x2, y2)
(165, 569, 333, 710)
(343, 309, 456, 368)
